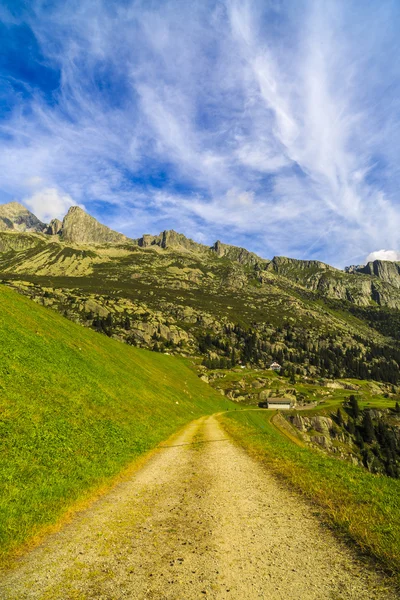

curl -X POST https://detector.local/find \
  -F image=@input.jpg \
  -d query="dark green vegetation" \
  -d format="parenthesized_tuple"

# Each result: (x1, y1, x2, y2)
(221, 410, 400, 578)
(336, 397, 400, 477)
(0, 285, 232, 564)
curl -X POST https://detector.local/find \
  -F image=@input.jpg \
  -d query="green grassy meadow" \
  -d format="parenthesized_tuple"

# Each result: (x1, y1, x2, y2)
(221, 409, 400, 578)
(0, 285, 233, 564)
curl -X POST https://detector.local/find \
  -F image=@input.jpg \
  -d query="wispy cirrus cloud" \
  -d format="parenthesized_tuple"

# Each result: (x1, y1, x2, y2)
(0, 0, 400, 266)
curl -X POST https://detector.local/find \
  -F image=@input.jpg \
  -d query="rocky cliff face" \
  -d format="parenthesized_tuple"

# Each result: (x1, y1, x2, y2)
(61, 207, 129, 245)
(270, 256, 336, 274)
(267, 255, 400, 308)
(46, 218, 63, 236)
(356, 261, 400, 289)
(137, 230, 208, 253)
(211, 241, 267, 267)
(0, 202, 46, 233)
(137, 232, 267, 266)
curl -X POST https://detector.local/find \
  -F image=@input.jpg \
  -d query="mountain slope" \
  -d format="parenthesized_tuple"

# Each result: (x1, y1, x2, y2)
(2, 203, 400, 307)
(267, 256, 400, 308)
(0, 284, 231, 562)
(1, 202, 400, 385)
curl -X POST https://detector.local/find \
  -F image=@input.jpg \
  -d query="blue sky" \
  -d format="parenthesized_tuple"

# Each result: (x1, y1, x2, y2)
(1, 0, 400, 266)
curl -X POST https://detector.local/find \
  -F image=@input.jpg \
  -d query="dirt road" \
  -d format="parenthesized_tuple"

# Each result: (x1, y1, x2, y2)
(0, 415, 397, 599)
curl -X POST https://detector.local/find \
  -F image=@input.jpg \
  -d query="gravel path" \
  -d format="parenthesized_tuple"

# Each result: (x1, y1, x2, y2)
(0, 415, 397, 599)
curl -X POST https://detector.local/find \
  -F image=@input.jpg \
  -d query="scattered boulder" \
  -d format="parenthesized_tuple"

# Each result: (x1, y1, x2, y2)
(310, 435, 332, 449)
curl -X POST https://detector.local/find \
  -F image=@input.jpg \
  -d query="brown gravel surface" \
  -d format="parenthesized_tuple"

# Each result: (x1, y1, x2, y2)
(0, 415, 397, 600)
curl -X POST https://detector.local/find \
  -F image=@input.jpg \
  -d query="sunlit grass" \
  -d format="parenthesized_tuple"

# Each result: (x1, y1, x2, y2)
(0, 285, 232, 563)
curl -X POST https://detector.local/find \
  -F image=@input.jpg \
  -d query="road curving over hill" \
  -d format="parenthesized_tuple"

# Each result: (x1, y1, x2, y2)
(0, 415, 397, 599)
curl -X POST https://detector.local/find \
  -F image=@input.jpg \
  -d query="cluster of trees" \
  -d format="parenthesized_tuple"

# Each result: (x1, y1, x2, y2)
(199, 332, 239, 369)
(198, 323, 400, 385)
(348, 305, 400, 341)
(338, 396, 400, 478)
(90, 312, 131, 336)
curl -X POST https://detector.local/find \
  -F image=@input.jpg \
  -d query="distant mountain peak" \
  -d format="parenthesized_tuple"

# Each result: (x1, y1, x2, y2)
(61, 206, 129, 245)
(0, 202, 46, 233)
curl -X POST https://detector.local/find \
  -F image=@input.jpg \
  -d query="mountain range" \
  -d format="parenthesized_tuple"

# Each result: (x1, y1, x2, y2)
(1, 201, 400, 385)
(1, 201, 400, 303)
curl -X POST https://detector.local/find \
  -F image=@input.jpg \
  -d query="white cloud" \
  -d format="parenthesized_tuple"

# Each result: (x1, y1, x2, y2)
(366, 250, 400, 263)
(23, 188, 83, 223)
(0, 0, 399, 266)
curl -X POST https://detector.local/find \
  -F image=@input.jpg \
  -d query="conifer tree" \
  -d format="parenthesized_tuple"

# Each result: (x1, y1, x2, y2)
(362, 411, 375, 444)
(355, 429, 364, 449)
(349, 395, 360, 419)
(346, 418, 355, 435)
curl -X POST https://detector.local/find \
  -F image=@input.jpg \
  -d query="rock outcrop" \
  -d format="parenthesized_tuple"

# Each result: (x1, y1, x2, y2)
(61, 207, 129, 245)
(270, 256, 336, 275)
(138, 230, 208, 253)
(46, 219, 63, 236)
(356, 260, 400, 289)
(268, 255, 400, 309)
(0, 202, 46, 233)
(137, 231, 267, 266)
(288, 414, 344, 452)
(211, 240, 267, 267)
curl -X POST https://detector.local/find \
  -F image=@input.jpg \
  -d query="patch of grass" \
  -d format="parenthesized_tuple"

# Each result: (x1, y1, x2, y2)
(0, 285, 233, 563)
(221, 409, 400, 579)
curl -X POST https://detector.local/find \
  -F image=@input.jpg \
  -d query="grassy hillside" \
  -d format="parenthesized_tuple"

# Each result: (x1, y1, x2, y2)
(0, 285, 232, 564)
(221, 410, 400, 579)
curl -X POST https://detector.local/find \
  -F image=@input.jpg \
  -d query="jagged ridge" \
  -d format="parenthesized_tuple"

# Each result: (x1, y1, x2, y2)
(2, 201, 400, 308)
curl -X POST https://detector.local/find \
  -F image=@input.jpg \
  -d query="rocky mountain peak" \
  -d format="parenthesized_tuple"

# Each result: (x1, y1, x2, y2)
(61, 206, 129, 245)
(344, 264, 365, 274)
(0, 202, 46, 233)
(210, 240, 267, 267)
(349, 260, 400, 289)
(160, 230, 204, 252)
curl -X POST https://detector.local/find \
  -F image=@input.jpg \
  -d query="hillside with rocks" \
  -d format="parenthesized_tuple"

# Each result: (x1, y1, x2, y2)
(285, 397, 400, 478)
(1, 202, 400, 387)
